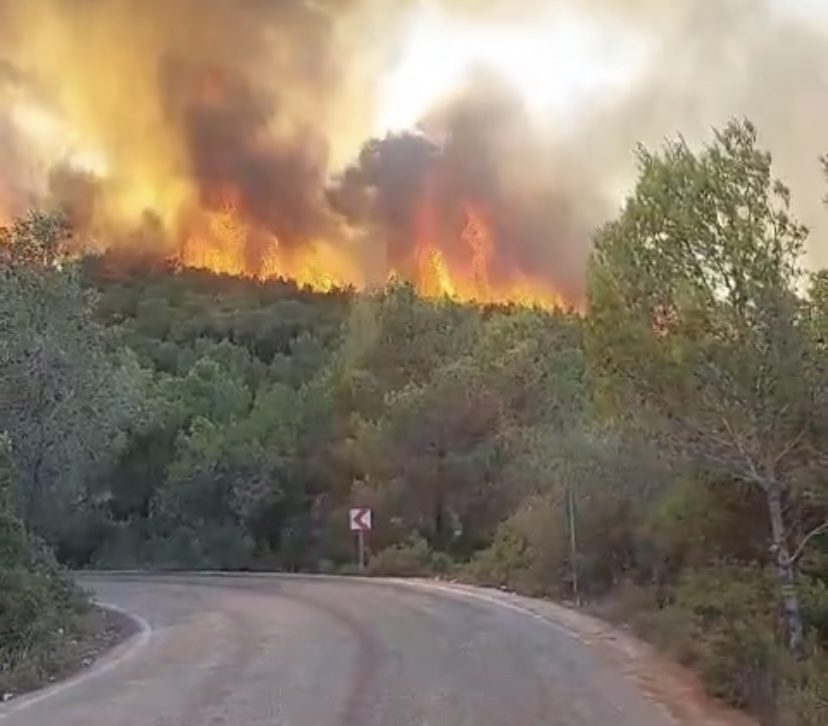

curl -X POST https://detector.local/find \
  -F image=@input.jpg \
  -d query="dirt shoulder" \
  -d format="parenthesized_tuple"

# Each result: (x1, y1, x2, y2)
(1, 605, 138, 703)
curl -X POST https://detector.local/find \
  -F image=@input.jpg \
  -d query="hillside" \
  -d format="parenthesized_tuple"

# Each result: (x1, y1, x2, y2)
(1, 120, 827, 724)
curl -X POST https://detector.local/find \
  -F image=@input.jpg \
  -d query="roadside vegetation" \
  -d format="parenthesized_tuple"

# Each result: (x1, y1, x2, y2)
(1, 118, 826, 723)
(0, 237, 124, 695)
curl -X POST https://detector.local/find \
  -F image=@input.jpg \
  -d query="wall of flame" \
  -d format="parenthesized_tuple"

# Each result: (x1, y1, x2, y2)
(0, 0, 606, 310)
(3, 0, 828, 310)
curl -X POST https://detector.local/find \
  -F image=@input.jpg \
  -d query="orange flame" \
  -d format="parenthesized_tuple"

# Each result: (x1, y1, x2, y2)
(0, 1, 581, 311)
(404, 190, 565, 309)
(0, 113, 568, 309)
(175, 186, 362, 291)
(0, 177, 568, 309)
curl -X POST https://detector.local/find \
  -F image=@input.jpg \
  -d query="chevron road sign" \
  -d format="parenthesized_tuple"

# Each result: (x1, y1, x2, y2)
(349, 507, 372, 532)
(349, 507, 372, 570)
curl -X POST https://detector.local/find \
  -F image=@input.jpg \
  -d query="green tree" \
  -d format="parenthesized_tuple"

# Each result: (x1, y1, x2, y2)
(587, 119, 814, 655)
(0, 212, 141, 541)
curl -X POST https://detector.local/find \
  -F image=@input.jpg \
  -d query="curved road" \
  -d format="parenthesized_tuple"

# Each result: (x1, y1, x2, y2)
(1, 574, 681, 726)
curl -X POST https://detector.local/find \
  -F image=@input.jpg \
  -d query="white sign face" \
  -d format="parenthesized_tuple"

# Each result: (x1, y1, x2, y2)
(348, 507, 372, 532)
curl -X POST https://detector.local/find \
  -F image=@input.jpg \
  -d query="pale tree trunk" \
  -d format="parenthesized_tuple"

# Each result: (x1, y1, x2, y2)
(766, 482, 806, 657)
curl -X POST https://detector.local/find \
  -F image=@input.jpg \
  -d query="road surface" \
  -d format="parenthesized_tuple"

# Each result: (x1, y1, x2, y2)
(0, 573, 680, 726)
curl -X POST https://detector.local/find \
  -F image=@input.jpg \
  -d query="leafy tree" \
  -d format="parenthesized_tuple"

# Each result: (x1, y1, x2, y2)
(0, 432, 92, 693)
(587, 118, 817, 655)
(0, 212, 141, 542)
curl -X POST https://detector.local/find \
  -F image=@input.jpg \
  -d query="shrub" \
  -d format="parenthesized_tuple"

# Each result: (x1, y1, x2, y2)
(640, 565, 780, 714)
(464, 523, 541, 592)
(365, 535, 449, 577)
(778, 652, 828, 726)
(0, 526, 90, 693)
(463, 496, 569, 597)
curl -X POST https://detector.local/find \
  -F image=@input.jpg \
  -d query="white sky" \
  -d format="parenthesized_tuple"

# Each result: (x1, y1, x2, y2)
(373, 0, 828, 137)
(374, 4, 655, 135)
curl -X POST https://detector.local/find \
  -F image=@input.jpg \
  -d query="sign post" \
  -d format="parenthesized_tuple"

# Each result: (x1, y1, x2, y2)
(348, 507, 372, 570)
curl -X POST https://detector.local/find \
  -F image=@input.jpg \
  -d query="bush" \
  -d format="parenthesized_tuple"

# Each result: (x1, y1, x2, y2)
(94, 520, 257, 570)
(800, 577, 828, 648)
(0, 523, 90, 693)
(616, 565, 828, 726)
(778, 652, 828, 726)
(464, 523, 543, 593)
(0, 433, 101, 691)
(636, 565, 780, 715)
(463, 496, 571, 597)
(365, 536, 451, 577)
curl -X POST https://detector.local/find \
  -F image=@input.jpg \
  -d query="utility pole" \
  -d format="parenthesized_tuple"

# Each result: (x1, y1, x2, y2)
(566, 480, 580, 605)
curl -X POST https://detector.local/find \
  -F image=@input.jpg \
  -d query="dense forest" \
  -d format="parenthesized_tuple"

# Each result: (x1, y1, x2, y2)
(1, 119, 827, 723)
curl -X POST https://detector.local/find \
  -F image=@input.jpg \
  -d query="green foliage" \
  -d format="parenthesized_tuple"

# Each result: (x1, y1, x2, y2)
(465, 516, 545, 595)
(0, 424, 90, 693)
(587, 119, 812, 486)
(778, 652, 828, 726)
(587, 118, 828, 661)
(0, 213, 144, 543)
(611, 567, 828, 725)
(3, 116, 828, 722)
(365, 535, 451, 577)
(655, 566, 779, 707)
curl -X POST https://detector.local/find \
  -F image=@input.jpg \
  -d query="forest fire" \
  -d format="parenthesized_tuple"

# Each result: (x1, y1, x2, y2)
(0, 0, 615, 310)
(2, 0, 827, 308)
(410, 196, 565, 309)
(0, 94, 581, 309)
(174, 185, 363, 292)
(171, 183, 566, 307)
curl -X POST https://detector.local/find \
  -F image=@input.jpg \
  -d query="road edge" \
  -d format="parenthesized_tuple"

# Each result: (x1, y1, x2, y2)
(0, 602, 153, 721)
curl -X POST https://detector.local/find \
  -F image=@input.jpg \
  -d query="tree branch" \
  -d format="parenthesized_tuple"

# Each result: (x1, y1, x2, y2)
(716, 415, 766, 485)
(770, 425, 807, 470)
(791, 520, 828, 565)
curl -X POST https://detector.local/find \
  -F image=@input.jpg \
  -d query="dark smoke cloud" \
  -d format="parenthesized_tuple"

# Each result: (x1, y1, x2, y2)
(375, 0, 828, 270)
(162, 61, 331, 245)
(329, 132, 439, 278)
(332, 72, 602, 301)
(424, 73, 602, 301)
(1, 0, 828, 294)
(0, 0, 408, 262)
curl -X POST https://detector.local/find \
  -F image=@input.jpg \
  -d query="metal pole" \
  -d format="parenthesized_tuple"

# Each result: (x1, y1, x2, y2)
(357, 529, 365, 571)
(566, 481, 580, 605)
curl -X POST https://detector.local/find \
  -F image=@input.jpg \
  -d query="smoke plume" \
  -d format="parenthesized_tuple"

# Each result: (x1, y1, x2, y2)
(331, 73, 601, 301)
(0, 0, 827, 304)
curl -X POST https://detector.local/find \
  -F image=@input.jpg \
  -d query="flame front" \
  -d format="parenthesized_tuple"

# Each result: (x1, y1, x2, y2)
(0, 157, 573, 309)
(8, 139, 573, 309)
(407, 186, 566, 308)
(0, 94, 573, 309)
(0, 1, 586, 310)
(175, 186, 364, 292)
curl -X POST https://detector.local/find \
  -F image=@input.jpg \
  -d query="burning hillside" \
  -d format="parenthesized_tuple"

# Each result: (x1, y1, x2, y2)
(0, 0, 591, 308)
(2, 0, 828, 308)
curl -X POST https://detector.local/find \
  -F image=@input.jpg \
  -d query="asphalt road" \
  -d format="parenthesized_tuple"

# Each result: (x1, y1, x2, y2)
(0, 574, 680, 726)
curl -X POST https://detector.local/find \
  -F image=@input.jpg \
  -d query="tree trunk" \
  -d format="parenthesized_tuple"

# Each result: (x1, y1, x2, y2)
(766, 483, 806, 657)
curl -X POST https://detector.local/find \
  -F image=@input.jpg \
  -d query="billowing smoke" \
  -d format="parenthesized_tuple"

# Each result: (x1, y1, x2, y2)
(1, 0, 827, 302)
(331, 74, 601, 301)
(0, 0, 403, 260)
(568, 0, 828, 267)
